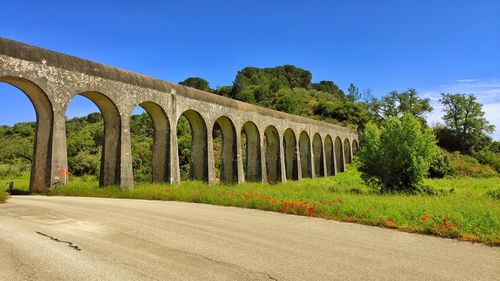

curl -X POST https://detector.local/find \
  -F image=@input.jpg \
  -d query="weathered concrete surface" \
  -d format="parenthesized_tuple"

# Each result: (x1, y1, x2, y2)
(0, 37, 358, 191)
(0, 196, 499, 281)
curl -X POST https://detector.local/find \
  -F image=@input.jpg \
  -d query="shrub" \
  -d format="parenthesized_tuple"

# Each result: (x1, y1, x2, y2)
(428, 148, 453, 178)
(358, 114, 438, 193)
(447, 151, 497, 177)
(0, 190, 7, 203)
(473, 149, 500, 173)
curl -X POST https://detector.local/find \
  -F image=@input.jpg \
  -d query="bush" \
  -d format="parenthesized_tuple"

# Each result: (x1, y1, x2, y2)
(473, 149, 500, 173)
(428, 148, 453, 178)
(0, 190, 7, 203)
(358, 114, 438, 193)
(447, 151, 497, 177)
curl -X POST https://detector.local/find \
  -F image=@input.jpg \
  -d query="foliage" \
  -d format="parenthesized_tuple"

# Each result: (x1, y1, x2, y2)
(368, 89, 432, 125)
(439, 93, 495, 153)
(0, 190, 7, 203)
(428, 148, 453, 178)
(179, 77, 212, 92)
(358, 115, 438, 193)
(472, 148, 500, 173)
(210, 65, 371, 126)
(447, 151, 497, 177)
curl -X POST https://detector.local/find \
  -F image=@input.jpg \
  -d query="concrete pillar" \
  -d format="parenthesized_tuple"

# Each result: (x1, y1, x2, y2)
(279, 132, 286, 183)
(207, 122, 216, 184)
(170, 115, 180, 184)
(310, 134, 316, 179)
(142, 102, 170, 184)
(236, 128, 244, 184)
(295, 135, 302, 180)
(119, 115, 134, 189)
(50, 107, 68, 187)
(260, 131, 268, 184)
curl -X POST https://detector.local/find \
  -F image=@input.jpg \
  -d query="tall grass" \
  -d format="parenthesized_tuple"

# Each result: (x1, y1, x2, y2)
(40, 166, 500, 245)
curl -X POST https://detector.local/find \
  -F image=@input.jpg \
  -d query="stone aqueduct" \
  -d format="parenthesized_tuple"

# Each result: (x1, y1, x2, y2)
(0, 38, 359, 192)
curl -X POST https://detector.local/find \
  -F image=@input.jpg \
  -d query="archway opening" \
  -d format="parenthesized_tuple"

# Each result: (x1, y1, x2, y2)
(130, 102, 170, 183)
(264, 126, 281, 184)
(241, 121, 261, 182)
(335, 136, 344, 173)
(0, 77, 52, 193)
(344, 138, 352, 164)
(177, 110, 207, 182)
(352, 139, 359, 155)
(65, 91, 121, 187)
(299, 131, 312, 178)
(324, 135, 335, 176)
(213, 116, 237, 184)
(313, 133, 324, 177)
(283, 129, 298, 180)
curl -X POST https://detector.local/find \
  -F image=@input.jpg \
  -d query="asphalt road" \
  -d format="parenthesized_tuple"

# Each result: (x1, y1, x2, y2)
(0, 196, 498, 281)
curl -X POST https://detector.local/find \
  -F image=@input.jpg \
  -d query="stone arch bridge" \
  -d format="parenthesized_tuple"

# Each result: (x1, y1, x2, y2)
(0, 38, 359, 192)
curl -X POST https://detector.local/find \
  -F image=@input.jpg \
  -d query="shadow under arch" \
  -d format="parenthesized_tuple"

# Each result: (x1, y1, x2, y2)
(299, 131, 312, 178)
(213, 116, 237, 184)
(335, 136, 344, 173)
(344, 138, 352, 164)
(66, 91, 122, 187)
(264, 125, 281, 184)
(324, 135, 335, 176)
(241, 121, 261, 182)
(178, 109, 208, 182)
(312, 133, 324, 177)
(134, 101, 170, 183)
(352, 139, 359, 155)
(283, 128, 298, 180)
(0, 76, 53, 193)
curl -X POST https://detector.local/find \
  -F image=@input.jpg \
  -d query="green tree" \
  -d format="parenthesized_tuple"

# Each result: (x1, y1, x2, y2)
(369, 89, 432, 125)
(179, 77, 211, 92)
(358, 114, 438, 193)
(311, 80, 345, 99)
(346, 83, 360, 102)
(439, 93, 494, 153)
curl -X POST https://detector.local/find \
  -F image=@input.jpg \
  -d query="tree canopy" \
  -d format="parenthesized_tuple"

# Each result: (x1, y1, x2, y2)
(437, 93, 494, 153)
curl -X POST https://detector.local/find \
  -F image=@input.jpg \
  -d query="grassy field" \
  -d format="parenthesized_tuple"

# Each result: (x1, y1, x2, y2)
(1, 166, 499, 245)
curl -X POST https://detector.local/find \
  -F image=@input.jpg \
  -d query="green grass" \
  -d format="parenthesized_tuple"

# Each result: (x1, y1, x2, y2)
(2, 167, 499, 245)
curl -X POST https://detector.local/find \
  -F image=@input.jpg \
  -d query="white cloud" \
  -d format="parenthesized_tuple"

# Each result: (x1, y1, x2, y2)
(421, 78, 500, 140)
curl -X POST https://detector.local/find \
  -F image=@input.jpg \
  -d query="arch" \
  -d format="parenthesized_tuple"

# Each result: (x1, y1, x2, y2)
(264, 125, 281, 183)
(335, 136, 344, 173)
(0, 76, 53, 193)
(299, 131, 312, 178)
(178, 110, 208, 182)
(283, 128, 298, 180)
(66, 91, 121, 187)
(213, 116, 237, 184)
(324, 135, 335, 176)
(133, 102, 170, 183)
(312, 133, 324, 177)
(241, 121, 261, 182)
(344, 138, 352, 164)
(352, 139, 359, 155)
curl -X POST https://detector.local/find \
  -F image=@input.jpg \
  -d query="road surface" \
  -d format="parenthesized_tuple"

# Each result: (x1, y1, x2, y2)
(0, 196, 498, 281)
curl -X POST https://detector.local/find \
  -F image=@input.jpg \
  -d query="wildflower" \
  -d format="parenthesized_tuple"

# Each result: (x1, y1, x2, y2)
(421, 215, 428, 221)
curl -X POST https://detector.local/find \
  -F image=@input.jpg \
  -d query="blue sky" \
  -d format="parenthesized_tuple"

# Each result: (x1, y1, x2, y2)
(1, 0, 499, 139)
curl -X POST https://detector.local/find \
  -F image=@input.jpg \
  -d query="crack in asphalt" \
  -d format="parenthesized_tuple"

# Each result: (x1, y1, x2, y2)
(36, 231, 81, 251)
(119, 231, 278, 280)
